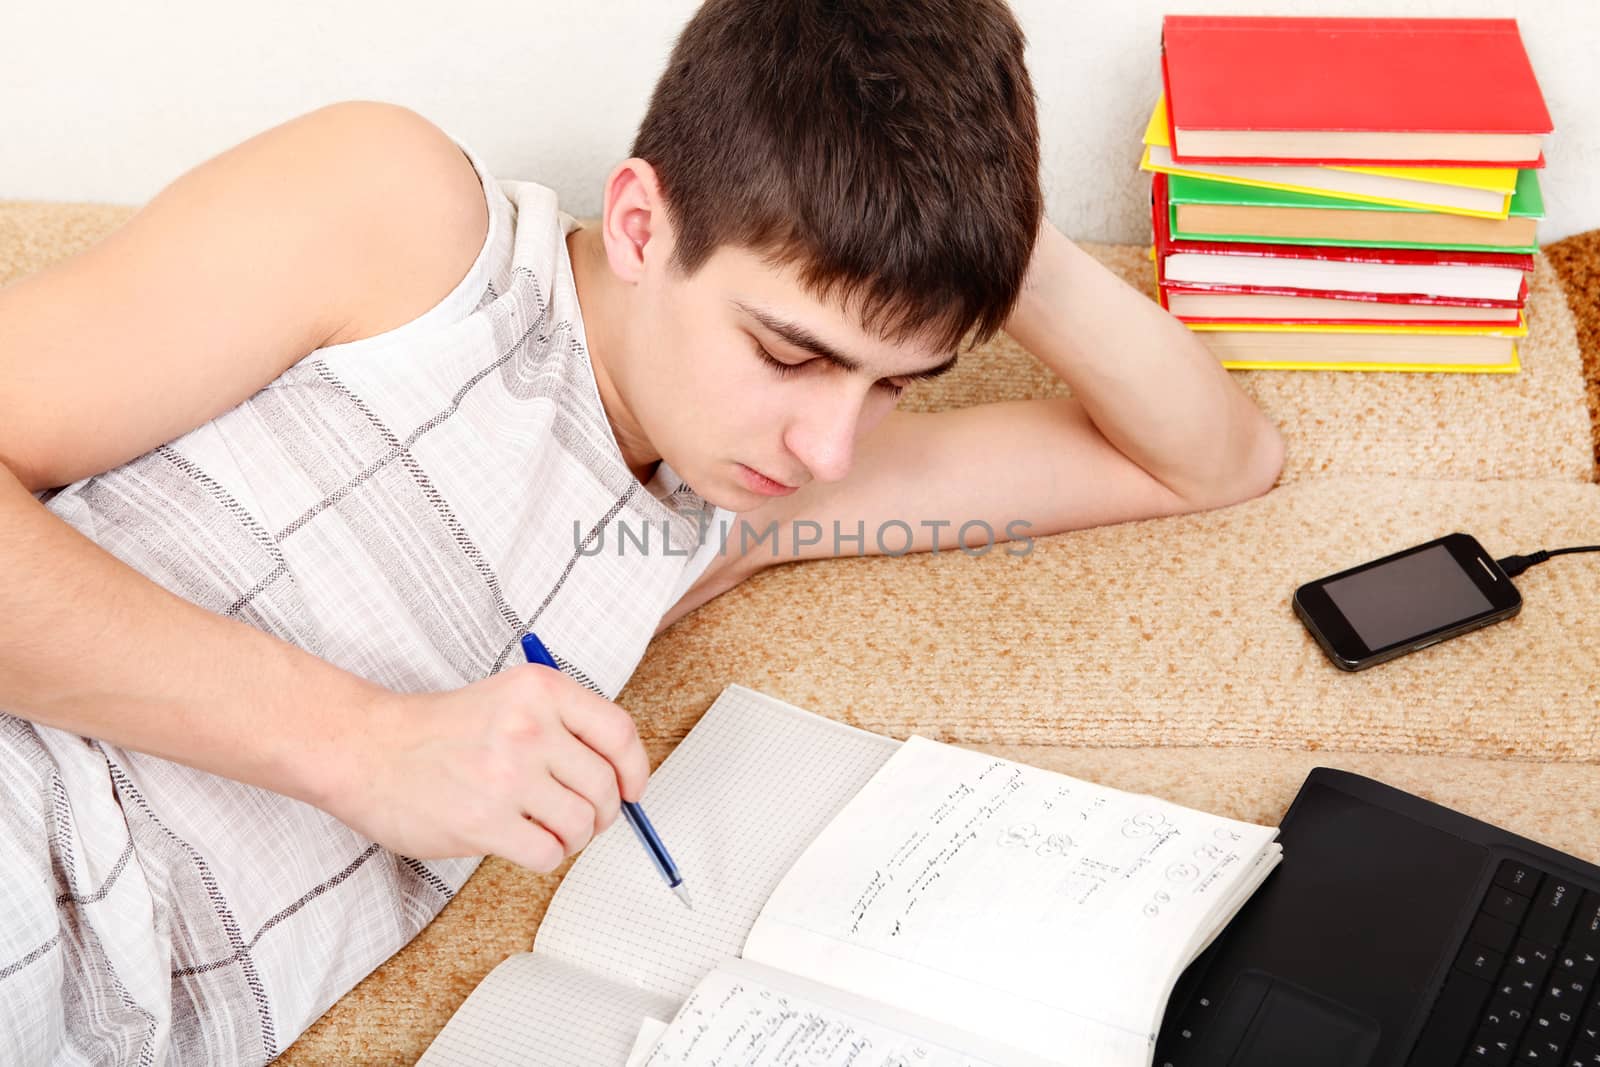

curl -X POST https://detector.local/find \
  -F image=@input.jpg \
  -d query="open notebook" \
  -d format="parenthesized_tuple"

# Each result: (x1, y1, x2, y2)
(417, 686, 1283, 1066)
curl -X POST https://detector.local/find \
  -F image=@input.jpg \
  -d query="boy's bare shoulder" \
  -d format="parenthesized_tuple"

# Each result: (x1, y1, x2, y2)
(314, 101, 491, 349)
(0, 100, 489, 492)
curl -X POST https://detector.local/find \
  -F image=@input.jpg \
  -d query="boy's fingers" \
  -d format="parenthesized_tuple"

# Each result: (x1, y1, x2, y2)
(546, 734, 623, 831)
(520, 778, 597, 855)
(560, 696, 650, 802)
(493, 818, 566, 874)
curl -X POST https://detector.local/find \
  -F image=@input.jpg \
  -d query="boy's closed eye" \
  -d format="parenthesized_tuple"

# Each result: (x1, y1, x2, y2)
(748, 338, 910, 396)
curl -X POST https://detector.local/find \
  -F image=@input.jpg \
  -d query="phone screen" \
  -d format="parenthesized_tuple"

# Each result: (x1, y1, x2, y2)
(1321, 544, 1492, 650)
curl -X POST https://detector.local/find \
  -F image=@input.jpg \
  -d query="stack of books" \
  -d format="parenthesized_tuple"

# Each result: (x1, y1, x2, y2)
(1141, 16, 1554, 373)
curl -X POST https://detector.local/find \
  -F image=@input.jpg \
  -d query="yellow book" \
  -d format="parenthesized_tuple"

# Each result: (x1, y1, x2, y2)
(1145, 98, 1518, 193)
(1141, 98, 1517, 220)
(1183, 312, 1528, 338)
(1186, 313, 1526, 372)
(1214, 353, 1520, 373)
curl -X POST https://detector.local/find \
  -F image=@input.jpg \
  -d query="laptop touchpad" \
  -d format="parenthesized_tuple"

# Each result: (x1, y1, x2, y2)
(1204, 970, 1380, 1067)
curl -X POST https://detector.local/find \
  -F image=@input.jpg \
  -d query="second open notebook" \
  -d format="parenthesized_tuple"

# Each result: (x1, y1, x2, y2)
(417, 685, 1283, 1067)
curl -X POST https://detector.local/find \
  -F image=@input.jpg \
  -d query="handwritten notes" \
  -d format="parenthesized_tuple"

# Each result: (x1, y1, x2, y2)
(742, 736, 1281, 1065)
(766, 736, 1266, 957)
(625, 1018, 671, 1067)
(640, 961, 1013, 1067)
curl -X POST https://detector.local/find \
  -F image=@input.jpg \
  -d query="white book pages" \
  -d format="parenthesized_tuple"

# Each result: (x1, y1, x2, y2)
(625, 1018, 671, 1067)
(416, 953, 678, 1066)
(743, 736, 1281, 1067)
(1162, 253, 1525, 301)
(1174, 843, 1283, 968)
(534, 685, 901, 998)
(639, 958, 1056, 1067)
(1165, 291, 1519, 323)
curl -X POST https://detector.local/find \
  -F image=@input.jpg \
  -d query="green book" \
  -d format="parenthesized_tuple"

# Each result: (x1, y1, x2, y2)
(1167, 168, 1543, 253)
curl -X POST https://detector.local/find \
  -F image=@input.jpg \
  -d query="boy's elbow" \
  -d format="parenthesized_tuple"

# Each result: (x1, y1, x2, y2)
(1235, 415, 1286, 502)
(1178, 419, 1285, 513)
(1228, 420, 1286, 504)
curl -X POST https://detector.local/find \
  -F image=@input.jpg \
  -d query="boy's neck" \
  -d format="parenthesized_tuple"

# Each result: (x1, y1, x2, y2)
(566, 225, 662, 487)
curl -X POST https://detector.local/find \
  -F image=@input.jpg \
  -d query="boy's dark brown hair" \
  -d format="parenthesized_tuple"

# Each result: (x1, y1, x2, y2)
(631, 0, 1042, 354)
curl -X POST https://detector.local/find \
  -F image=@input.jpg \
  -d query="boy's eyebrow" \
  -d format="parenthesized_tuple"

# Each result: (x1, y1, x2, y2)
(733, 300, 960, 380)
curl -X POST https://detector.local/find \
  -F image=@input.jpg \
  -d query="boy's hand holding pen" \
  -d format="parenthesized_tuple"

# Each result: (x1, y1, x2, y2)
(315, 644, 651, 876)
(522, 633, 692, 909)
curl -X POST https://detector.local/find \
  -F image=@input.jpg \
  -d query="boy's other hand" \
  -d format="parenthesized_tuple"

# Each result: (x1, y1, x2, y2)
(317, 666, 651, 873)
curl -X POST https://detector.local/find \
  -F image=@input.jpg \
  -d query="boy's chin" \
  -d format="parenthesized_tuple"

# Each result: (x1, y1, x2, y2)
(694, 482, 754, 514)
(689, 471, 765, 515)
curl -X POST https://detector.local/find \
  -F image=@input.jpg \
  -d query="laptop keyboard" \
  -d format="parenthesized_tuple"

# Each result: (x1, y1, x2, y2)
(1408, 859, 1600, 1066)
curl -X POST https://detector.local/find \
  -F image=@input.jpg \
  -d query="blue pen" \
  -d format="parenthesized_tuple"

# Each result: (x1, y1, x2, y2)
(520, 631, 693, 910)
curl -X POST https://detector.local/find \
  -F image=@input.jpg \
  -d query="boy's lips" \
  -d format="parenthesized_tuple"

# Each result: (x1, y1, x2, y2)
(737, 463, 800, 495)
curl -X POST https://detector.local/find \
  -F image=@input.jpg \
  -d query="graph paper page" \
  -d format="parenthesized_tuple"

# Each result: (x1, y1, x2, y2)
(534, 683, 901, 998)
(416, 952, 677, 1066)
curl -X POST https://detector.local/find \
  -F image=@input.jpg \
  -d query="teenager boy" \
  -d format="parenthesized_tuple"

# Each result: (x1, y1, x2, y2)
(0, 0, 1282, 1060)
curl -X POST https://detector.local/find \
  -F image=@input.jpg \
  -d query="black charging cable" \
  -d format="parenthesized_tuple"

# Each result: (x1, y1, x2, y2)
(1495, 544, 1600, 578)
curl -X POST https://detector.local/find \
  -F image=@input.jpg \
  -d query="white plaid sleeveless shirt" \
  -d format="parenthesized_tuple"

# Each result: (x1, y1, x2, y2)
(0, 137, 732, 1064)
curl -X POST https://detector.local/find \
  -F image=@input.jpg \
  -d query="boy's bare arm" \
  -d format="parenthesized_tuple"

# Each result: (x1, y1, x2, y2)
(1002, 221, 1285, 508)
(0, 460, 648, 871)
(0, 461, 385, 802)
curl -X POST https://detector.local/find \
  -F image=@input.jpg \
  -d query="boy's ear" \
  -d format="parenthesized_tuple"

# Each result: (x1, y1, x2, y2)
(598, 158, 672, 285)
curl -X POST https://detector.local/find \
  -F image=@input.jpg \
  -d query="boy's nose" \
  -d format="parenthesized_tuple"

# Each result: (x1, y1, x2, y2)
(787, 388, 866, 484)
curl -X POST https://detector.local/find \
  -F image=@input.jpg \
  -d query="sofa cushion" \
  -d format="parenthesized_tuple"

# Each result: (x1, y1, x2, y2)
(625, 474, 1599, 759)
(5, 198, 1598, 1065)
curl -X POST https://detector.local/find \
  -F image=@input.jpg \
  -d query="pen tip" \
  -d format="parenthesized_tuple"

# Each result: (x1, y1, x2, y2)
(673, 884, 694, 911)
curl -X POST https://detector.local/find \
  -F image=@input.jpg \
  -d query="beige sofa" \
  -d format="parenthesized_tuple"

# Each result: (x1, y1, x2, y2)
(3, 199, 1597, 1063)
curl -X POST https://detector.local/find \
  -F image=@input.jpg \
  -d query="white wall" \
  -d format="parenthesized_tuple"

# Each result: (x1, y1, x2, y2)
(3, 0, 1596, 244)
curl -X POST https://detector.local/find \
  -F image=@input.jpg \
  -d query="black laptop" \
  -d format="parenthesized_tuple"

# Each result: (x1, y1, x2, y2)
(1154, 768, 1600, 1067)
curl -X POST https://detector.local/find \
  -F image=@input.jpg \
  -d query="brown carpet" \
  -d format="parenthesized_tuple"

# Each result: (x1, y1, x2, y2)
(1545, 229, 1600, 479)
(2, 198, 1598, 1064)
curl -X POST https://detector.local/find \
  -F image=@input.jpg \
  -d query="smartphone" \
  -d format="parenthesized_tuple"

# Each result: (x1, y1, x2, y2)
(1292, 532, 1522, 671)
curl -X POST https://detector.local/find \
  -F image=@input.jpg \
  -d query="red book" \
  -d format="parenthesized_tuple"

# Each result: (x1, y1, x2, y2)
(1151, 174, 1533, 301)
(1157, 278, 1528, 310)
(1158, 282, 1525, 327)
(1160, 16, 1553, 167)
